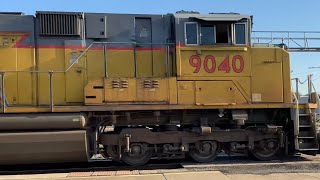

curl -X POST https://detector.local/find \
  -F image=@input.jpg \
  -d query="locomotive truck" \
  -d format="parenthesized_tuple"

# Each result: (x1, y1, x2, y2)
(0, 11, 318, 166)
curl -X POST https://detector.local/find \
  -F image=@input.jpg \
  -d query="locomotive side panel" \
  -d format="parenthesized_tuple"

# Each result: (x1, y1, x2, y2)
(174, 14, 291, 106)
(251, 48, 284, 103)
(35, 13, 174, 105)
(0, 15, 35, 105)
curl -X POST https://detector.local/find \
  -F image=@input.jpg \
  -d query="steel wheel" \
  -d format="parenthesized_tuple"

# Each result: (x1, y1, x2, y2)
(121, 143, 153, 166)
(188, 141, 219, 163)
(250, 139, 280, 161)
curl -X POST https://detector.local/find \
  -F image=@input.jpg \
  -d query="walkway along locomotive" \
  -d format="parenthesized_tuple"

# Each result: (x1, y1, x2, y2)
(0, 11, 318, 166)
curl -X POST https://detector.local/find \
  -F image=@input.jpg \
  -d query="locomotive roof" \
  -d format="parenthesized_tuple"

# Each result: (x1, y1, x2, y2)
(173, 13, 251, 21)
(0, 11, 251, 21)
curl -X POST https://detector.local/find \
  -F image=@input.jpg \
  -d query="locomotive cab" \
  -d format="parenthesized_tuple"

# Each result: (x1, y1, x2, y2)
(177, 12, 251, 46)
(174, 12, 291, 106)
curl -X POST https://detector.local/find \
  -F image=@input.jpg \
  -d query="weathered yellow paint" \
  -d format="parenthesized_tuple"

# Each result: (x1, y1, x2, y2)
(0, 35, 35, 105)
(282, 50, 292, 103)
(251, 48, 284, 102)
(178, 81, 195, 104)
(103, 78, 176, 103)
(17, 48, 35, 105)
(177, 46, 250, 77)
(136, 51, 153, 77)
(168, 77, 178, 104)
(195, 81, 247, 105)
(0, 34, 294, 113)
(152, 50, 167, 77)
(136, 78, 170, 102)
(84, 79, 104, 104)
(104, 78, 137, 102)
(37, 48, 170, 105)
(86, 50, 105, 80)
(65, 49, 86, 103)
(106, 50, 135, 78)
(37, 48, 66, 105)
(177, 76, 251, 102)
(176, 46, 290, 105)
(177, 79, 249, 106)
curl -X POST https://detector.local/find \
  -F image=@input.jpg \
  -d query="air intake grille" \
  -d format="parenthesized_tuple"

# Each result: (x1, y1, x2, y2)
(37, 12, 82, 36)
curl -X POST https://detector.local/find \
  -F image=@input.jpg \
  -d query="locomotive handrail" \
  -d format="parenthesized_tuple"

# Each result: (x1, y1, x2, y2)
(0, 41, 174, 113)
(290, 74, 320, 150)
(292, 91, 300, 150)
(65, 41, 174, 77)
(311, 81, 320, 112)
(0, 42, 175, 74)
(253, 31, 320, 33)
(252, 31, 320, 52)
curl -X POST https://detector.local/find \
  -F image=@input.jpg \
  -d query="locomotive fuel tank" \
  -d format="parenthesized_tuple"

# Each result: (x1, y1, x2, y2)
(0, 113, 86, 130)
(0, 113, 89, 164)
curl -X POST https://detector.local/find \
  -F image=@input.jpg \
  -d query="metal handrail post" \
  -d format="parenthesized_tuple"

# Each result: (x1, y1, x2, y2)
(133, 43, 137, 78)
(294, 78, 300, 99)
(165, 45, 170, 78)
(49, 71, 53, 112)
(292, 91, 300, 150)
(0, 72, 5, 113)
(308, 74, 313, 102)
(311, 82, 320, 113)
(103, 45, 108, 78)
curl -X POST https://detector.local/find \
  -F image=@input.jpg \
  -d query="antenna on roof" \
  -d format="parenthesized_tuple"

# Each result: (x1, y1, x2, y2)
(176, 10, 200, 14)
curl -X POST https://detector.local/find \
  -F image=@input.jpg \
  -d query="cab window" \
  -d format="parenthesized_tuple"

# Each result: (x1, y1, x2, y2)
(199, 23, 232, 44)
(215, 24, 231, 44)
(184, 22, 247, 45)
(201, 25, 215, 45)
(185, 22, 198, 45)
(235, 23, 246, 45)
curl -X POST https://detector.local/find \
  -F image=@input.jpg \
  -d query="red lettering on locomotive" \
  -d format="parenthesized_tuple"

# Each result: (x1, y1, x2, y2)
(189, 55, 244, 73)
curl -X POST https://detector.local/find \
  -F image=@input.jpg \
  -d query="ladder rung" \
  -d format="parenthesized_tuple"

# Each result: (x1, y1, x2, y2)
(298, 136, 315, 139)
(299, 114, 309, 116)
(299, 148, 319, 151)
(299, 125, 312, 128)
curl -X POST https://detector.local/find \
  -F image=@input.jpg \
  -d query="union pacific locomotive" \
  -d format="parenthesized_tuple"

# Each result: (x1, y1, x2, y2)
(0, 11, 318, 166)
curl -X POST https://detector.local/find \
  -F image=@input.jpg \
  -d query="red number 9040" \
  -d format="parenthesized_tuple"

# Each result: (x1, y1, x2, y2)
(189, 55, 244, 73)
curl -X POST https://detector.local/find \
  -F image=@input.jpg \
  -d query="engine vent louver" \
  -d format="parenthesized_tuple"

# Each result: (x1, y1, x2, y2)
(37, 12, 83, 36)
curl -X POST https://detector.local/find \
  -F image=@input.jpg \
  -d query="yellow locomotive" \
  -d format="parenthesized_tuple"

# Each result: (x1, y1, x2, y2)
(0, 11, 317, 166)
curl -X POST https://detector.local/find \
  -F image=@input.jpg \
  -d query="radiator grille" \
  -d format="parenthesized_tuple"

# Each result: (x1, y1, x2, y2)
(37, 12, 82, 36)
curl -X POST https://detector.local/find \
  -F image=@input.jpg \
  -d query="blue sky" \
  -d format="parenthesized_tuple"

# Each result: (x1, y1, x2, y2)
(2, 0, 320, 93)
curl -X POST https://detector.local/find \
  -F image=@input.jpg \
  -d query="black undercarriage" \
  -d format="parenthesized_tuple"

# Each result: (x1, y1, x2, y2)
(87, 108, 294, 166)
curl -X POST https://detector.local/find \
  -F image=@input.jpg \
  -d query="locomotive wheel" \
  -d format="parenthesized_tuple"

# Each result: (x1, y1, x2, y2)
(250, 139, 280, 161)
(188, 141, 219, 163)
(121, 143, 153, 166)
